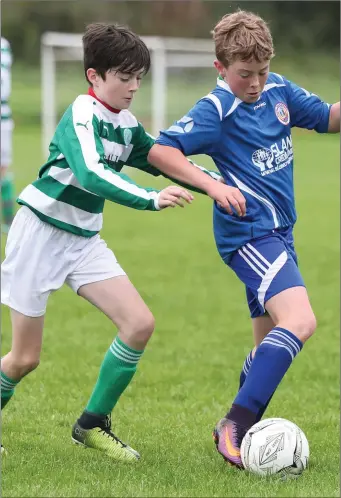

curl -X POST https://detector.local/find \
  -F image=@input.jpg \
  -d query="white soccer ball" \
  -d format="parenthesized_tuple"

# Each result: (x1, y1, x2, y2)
(240, 418, 309, 479)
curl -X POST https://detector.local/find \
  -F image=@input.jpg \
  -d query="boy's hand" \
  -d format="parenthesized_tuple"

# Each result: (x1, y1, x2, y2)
(158, 186, 194, 209)
(206, 181, 246, 216)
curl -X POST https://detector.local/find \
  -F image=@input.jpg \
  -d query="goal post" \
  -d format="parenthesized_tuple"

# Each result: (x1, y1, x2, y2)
(41, 31, 215, 154)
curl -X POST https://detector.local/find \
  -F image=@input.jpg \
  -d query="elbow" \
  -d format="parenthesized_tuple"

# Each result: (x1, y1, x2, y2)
(80, 170, 96, 192)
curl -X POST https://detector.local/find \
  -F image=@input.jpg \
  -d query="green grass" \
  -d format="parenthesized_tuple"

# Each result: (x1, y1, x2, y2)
(1, 60, 340, 497)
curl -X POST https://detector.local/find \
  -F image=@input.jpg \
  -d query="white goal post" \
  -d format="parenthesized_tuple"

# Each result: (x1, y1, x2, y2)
(41, 31, 215, 154)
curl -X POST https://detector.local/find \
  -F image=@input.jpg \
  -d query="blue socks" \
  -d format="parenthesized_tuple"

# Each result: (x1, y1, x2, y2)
(229, 327, 303, 426)
(239, 350, 253, 390)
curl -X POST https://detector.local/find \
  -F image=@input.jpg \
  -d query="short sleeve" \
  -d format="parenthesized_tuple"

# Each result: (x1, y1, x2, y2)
(155, 98, 222, 155)
(284, 78, 331, 133)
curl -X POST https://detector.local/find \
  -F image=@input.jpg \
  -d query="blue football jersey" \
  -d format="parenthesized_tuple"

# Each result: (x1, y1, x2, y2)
(156, 73, 331, 262)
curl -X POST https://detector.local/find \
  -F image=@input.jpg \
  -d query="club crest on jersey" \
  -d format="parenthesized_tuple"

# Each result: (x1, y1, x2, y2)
(275, 102, 290, 125)
(123, 128, 132, 146)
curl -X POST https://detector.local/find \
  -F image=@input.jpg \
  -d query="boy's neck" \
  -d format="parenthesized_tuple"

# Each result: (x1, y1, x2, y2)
(88, 87, 121, 114)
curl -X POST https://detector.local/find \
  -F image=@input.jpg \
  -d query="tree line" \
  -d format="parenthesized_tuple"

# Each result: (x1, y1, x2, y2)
(2, 0, 339, 64)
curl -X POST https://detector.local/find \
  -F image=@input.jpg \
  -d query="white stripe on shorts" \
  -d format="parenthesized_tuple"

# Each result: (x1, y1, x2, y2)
(257, 251, 288, 311)
(238, 249, 265, 278)
(241, 246, 269, 273)
(246, 243, 271, 268)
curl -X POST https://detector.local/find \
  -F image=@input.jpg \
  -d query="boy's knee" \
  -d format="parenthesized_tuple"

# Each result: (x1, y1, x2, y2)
(11, 354, 40, 377)
(285, 312, 317, 343)
(119, 311, 155, 345)
(300, 313, 317, 341)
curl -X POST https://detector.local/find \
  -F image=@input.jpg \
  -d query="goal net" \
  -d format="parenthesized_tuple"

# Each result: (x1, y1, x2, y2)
(41, 32, 216, 154)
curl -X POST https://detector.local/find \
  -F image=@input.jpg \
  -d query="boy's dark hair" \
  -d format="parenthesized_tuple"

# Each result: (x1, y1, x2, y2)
(83, 23, 151, 84)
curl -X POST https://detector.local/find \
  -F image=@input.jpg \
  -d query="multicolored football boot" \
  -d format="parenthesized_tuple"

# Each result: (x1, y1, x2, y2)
(213, 418, 247, 468)
(72, 414, 140, 463)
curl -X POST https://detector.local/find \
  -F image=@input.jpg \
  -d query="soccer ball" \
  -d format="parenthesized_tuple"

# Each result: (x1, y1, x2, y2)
(240, 418, 309, 479)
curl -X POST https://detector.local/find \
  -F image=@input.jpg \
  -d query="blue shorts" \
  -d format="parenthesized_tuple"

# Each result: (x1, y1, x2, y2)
(228, 227, 305, 318)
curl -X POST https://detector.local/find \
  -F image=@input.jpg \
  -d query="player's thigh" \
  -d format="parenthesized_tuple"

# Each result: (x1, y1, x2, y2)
(1, 310, 45, 379)
(265, 286, 316, 342)
(252, 314, 275, 347)
(9, 310, 45, 363)
(67, 237, 154, 348)
(78, 277, 155, 349)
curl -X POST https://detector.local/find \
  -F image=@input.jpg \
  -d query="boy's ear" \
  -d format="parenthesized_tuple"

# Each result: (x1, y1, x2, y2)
(87, 68, 100, 86)
(214, 59, 226, 78)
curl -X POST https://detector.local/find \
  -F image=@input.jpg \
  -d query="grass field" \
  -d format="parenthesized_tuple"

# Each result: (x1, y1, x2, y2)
(1, 59, 340, 497)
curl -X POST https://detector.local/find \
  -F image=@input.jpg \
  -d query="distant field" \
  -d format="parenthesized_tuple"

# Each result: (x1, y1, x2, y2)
(1, 57, 340, 497)
(11, 53, 341, 129)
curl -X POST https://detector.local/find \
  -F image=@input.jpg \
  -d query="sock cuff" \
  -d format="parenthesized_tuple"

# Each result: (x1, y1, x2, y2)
(115, 336, 144, 355)
(1, 371, 19, 390)
(263, 327, 303, 360)
(110, 337, 144, 364)
(272, 327, 303, 350)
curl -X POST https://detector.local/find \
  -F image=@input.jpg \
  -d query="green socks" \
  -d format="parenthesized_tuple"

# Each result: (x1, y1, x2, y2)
(1, 173, 15, 227)
(1, 371, 19, 409)
(86, 336, 144, 416)
(1, 338, 144, 416)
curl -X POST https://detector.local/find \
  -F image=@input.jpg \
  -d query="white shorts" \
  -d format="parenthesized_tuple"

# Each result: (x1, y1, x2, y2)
(1, 206, 126, 317)
(1, 120, 14, 167)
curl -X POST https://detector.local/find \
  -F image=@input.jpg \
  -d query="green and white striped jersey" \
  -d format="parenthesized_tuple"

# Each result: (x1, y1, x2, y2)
(1, 37, 12, 120)
(18, 89, 221, 237)
(18, 91, 167, 236)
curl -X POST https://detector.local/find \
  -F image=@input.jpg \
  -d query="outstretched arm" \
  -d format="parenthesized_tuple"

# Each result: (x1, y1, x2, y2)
(124, 122, 222, 193)
(148, 144, 246, 217)
(57, 98, 192, 212)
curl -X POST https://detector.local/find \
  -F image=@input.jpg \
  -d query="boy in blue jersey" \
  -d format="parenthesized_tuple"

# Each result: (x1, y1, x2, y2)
(148, 10, 340, 467)
(0, 23, 246, 462)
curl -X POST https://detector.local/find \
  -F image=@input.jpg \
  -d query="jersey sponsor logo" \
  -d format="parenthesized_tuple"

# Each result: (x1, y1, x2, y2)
(103, 140, 134, 164)
(252, 135, 293, 176)
(254, 102, 266, 111)
(123, 128, 132, 146)
(76, 120, 90, 130)
(275, 102, 290, 125)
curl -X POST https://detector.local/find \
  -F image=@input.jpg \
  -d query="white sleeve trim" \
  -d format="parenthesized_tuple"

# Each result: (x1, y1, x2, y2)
(151, 192, 161, 210)
(204, 94, 223, 121)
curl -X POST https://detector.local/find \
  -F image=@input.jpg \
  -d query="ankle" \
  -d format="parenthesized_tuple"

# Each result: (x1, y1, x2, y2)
(78, 410, 107, 430)
(226, 403, 257, 430)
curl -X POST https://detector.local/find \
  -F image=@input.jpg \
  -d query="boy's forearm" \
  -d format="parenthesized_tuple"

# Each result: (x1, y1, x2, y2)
(148, 144, 217, 193)
(160, 160, 221, 196)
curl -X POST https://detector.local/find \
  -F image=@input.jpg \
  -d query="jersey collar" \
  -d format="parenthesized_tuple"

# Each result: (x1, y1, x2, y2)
(217, 76, 233, 94)
(87, 87, 121, 114)
(217, 76, 262, 102)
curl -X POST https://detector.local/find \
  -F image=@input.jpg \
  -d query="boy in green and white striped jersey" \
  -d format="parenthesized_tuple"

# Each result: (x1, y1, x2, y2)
(1, 36, 15, 232)
(1, 23, 234, 462)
